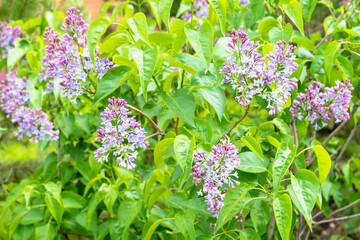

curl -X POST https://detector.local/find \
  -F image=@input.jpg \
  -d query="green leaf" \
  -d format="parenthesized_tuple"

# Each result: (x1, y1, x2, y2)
(273, 143, 296, 193)
(300, 0, 317, 22)
(273, 194, 292, 240)
(311, 143, 332, 187)
(154, 138, 174, 170)
(129, 45, 157, 101)
(258, 17, 280, 40)
(174, 135, 194, 185)
(184, 22, 213, 72)
(190, 69, 218, 91)
(43, 182, 62, 205)
(273, 118, 291, 135)
(44, 193, 64, 224)
(287, 169, 318, 230)
(102, 185, 118, 216)
(87, 192, 104, 227)
(56, 112, 74, 138)
(94, 66, 131, 104)
(162, 89, 196, 126)
(208, 0, 227, 35)
(337, 56, 353, 79)
(170, 19, 186, 52)
(324, 41, 340, 81)
(309, 43, 327, 76)
(99, 33, 131, 54)
(127, 12, 151, 46)
(281, 0, 305, 36)
(239, 228, 261, 240)
(216, 183, 252, 230)
(159, 0, 174, 30)
(2, 185, 24, 214)
(236, 152, 269, 173)
(241, 135, 263, 160)
(292, 37, 316, 52)
(143, 218, 168, 240)
(197, 87, 226, 120)
(87, 17, 111, 66)
(35, 222, 56, 240)
(8, 210, 29, 240)
(7, 47, 27, 71)
(118, 199, 141, 236)
(174, 210, 196, 240)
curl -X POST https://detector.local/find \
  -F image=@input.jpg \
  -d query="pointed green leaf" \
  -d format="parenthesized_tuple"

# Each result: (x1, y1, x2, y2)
(324, 41, 340, 81)
(287, 169, 318, 230)
(94, 66, 131, 104)
(87, 17, 111, 66)
(273, 143, 296, 193)
(154, 138, 174, 170)
(274, 193, 292, 240)
(311, 143, 332, 187)
(241, 135, 263, 160)
(208, 0, 227, 35)
(174, 210, 196, 240)
(129, 45, 157, 101)
(281, 0, 304, 36)
(162, 89, 196, 126)
(300, 0, 317, 22)
(127, 12, 151, 46)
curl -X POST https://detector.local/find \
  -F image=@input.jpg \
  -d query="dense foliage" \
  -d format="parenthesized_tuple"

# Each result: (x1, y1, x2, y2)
(0, 0, 360, 239)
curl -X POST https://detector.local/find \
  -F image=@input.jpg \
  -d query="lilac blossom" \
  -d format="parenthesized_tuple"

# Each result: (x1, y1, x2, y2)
(0, 71, 58, 142)
(0, 71, 29, 116)
(182, 0, 209, 20)
(41, 7, 113, 102)
(11, 106, 59, 142)
(94, 97, 149, 170)
(191, 140, 241, 217)
(220, 29, 298, 114)
(290, 80, 353, 130)
(239, 0, 250, 6)
(0, 22, 23, 58)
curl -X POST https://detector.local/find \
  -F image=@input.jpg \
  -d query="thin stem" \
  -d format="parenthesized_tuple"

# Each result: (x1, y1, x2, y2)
(313, 213, 360, 225)
(144, 132, 163, 140)
(331, 199, 360, 217)
(175, 118, 179, 136)
(57, 129, 61, 178)
(152, 76, 163, 92)
(291, 115, 298, 146)
(224, 105, 250, 137)
(125, 104, 165, 136)
(267, 211, 275, 240)
(332, 117, 360, 171)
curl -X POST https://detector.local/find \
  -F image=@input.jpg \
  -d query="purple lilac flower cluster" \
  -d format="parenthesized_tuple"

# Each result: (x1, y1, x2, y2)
(182, 0, 209, 20)
(220, 29, 298, 115)
(41, 7, 113, 102)
(94, 97, 149, 170)
(0, 71, 58, 142)
(239, 0, 250, 6)
(290, 80, 353, 130)
(191, 140, 241, 217)
(0, 22, 23, 58)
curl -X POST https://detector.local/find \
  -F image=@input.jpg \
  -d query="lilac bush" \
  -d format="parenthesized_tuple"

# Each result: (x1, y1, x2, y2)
(94, 97, 149, 170)
(290, 79, 353, 129)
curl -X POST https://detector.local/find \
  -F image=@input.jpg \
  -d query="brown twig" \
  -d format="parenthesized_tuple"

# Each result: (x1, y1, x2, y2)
(57, 129, 61, 178)
(267, 211, 275, 240)
(125, 104, 165, 136)
(313, 213, 360, 225)
(290, 115, 299, 146)
(224, 105, 250, 137)
(0, 169, 20, 204)
(331, 117, 360, 172)
(144, 132, 163, 140)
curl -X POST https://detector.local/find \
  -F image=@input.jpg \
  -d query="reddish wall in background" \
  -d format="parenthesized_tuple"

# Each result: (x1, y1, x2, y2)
(85, 0, 105, 20)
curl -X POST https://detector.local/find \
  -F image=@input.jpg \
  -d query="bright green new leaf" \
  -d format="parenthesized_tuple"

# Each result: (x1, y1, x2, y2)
(273, 143, 296, 193)
(281, 0, 305, 36)
(87, 17, 111, 66)
(241, 135, 264, 160)
(154, 138, 174, 170)
(174, 210, 196, 240)
(159, 0, 174, 30)
(208, 0, 227, 35)
(129, 45, 157, 101)
(237, 152, 269, 173)
(324, 41, 340, 81)
(287, 169, 318, 230)
(300, 0, 317, 22)
(273, 194, 292, 240)
(197, 87, 226, 120)
(94, 66, 131, 104)
(127, 12, 151, 46)
(311, 143, 332, 187)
